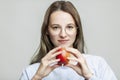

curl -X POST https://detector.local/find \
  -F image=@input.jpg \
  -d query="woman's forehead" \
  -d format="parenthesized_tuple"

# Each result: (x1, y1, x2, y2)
(49, 11, 75, 25)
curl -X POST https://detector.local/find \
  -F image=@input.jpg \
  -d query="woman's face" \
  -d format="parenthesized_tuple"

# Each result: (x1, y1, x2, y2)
(48, 10, 77, 47)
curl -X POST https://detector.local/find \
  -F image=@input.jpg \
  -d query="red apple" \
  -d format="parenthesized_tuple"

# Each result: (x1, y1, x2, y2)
(56, 48, 70, 65)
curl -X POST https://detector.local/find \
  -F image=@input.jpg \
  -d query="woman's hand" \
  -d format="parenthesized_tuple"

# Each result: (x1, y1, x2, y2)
(32, 46, 62, 80)
(65, 47, 93, 80)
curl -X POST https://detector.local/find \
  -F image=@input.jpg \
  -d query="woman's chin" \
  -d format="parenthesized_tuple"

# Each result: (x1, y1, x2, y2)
(58, 45, 72, 48)
(55, 43, 73, 47)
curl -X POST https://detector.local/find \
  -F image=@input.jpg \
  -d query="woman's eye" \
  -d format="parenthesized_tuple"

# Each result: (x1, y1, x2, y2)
(52, 26, 59, 30)
(67, 26, 74, 29)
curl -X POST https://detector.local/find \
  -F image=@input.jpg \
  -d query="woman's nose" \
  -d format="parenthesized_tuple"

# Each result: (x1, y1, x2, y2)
(59, 29, 67, 38)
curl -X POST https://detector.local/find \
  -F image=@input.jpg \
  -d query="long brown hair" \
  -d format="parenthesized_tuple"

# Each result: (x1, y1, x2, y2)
(30, 1, 85, 64)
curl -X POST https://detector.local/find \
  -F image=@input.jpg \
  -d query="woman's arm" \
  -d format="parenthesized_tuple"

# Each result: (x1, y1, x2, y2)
(65, 47, 117, 80)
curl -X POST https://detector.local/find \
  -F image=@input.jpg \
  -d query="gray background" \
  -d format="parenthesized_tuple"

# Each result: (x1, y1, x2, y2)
(0, 0, 120, 80)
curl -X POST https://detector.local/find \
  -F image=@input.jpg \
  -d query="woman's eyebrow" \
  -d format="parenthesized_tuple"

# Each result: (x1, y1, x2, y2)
(67, 23, 76, 26)
(50, 24, 59, 26)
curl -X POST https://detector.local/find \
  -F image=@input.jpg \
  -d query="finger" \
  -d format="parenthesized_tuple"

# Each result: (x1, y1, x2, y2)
(44, 46, 62, 59)
(48, 64, 60, 72)
(68, 57, 88, 74)
(51, 51, 62, 59)
(66, 63, 82, 74)
(68, 56, 85, 65)
(67, 57, 78, 65)
(65, 47, 82, 58)
(49, 46, 62, 54)
(51, 64, 60, 69)
(66, 48, 85, 64)
(48, 59, 60, 66)
(68, 57, 79, 62)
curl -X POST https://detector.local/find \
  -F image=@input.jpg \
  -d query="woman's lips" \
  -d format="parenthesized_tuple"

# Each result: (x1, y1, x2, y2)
(58, 40, 69, 44)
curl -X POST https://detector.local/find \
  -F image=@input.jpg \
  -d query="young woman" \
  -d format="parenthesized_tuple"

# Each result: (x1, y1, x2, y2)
(20, 1, 117, 80)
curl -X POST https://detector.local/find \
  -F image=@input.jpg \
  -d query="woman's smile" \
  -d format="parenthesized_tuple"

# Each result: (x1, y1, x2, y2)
(58, 39, 69, 44)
